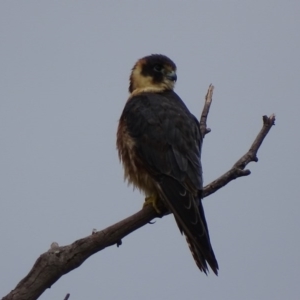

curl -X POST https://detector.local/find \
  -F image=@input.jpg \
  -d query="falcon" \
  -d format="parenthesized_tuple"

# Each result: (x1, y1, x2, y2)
(117, 54, 218, 275)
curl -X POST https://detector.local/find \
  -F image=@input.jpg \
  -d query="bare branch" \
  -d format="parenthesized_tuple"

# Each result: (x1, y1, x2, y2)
(233, 114, 276, 169)
(203, 114, 275, 198)
(2, 205, 160, 300)
(1, 86, 275, 300)
(200, 84, 214, 137)
(63, 294, 70, 300)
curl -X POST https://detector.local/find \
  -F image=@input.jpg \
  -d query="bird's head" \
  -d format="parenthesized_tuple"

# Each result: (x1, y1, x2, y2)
(129, 54, 177, 95)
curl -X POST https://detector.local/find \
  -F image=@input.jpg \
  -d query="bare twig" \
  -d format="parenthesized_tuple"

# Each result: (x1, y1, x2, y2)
(63, 294, 70, 300)
(233, 114, 276, 169)
(199, 84, 214, 137)
(203, 114, 275, 198)
(1, 87, 275, 300)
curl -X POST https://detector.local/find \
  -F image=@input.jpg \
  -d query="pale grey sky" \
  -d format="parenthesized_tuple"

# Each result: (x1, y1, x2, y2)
(1, 1, 299, 299)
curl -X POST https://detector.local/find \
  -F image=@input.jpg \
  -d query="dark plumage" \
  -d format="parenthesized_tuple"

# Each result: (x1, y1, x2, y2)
(117, 54, 218, 275)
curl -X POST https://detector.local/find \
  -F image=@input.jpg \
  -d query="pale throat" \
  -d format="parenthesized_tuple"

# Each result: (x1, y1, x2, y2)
(129, 67, 175, 99)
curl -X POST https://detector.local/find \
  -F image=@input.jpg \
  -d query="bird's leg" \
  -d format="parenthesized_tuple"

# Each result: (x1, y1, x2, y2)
(144, 195, 161, 214)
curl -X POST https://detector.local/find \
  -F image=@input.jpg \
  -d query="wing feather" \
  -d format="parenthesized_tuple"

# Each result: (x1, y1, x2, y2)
(122, 90, 218, 274)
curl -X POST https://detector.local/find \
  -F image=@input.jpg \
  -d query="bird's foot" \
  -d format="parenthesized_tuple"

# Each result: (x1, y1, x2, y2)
(144, 195, 161, 214)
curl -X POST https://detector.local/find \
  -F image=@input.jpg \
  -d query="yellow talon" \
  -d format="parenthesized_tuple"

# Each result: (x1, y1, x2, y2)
(144, 195, 161, 214)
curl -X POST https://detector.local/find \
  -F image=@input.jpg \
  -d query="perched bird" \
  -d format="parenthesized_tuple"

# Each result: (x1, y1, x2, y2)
(117, 54, 218, 275)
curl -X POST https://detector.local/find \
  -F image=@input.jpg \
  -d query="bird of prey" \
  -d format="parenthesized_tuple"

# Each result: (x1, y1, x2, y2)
(117, 54, 218, 275)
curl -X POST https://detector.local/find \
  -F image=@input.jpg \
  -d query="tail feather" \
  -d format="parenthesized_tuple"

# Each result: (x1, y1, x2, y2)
(185, 234, 218, 275)
(157, 175, 219, 275)
(185, 234, 208, 274)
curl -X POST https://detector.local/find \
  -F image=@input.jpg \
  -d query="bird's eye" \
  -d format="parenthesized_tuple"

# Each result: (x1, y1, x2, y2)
(153, 65, 162, 72)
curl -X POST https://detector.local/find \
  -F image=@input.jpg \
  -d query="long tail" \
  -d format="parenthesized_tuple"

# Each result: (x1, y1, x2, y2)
(157, 176, 219, 275)
(184, 234, 218, 275)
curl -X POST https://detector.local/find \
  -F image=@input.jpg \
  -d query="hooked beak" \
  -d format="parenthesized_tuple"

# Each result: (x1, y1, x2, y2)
(166, 70, 177, 82)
